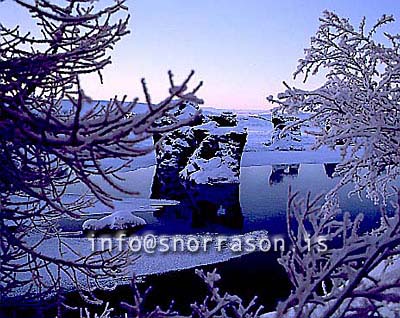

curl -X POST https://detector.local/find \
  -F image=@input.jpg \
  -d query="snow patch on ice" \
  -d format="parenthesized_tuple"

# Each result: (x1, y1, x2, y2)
(83, 211, 146, 231)
(8, 230, 270, 298)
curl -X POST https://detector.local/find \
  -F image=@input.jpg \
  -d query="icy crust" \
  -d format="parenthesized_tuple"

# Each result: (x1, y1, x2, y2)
(241, 147, 340, 166)
(7, 230, 269, 298)
(75, 198, 179, 232)
(82, 211, 146, 231)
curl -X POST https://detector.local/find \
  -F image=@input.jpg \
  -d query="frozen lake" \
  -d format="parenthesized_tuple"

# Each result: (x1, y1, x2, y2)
(3, 109, 397, 317)
(9, 162, 396, 317)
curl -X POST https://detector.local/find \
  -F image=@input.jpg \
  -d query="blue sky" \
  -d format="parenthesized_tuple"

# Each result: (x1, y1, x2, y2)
(1, 0, 400, 109)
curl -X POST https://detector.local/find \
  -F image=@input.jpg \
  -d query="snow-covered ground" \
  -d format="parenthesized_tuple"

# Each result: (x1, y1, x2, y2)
(238, 111, 341, 165)
(242, 146, 340, 166)
(13, 230, 270, 297)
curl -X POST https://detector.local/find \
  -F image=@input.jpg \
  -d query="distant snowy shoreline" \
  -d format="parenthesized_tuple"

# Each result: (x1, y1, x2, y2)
(122, 107, 341, 172)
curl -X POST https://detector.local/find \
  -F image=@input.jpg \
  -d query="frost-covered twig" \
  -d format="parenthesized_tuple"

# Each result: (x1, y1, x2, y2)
(268, 11, 400, 204)
(0, 0, 202, 303)
(190, 269, 264, 318)
(275, 188, 400, 318)
(114, 270, 264, 318)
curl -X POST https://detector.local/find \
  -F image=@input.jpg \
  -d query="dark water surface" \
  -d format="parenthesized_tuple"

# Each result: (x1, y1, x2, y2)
(142, 163, 387, 235)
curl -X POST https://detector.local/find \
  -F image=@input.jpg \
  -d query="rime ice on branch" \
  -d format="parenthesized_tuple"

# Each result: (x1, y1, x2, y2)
(0, 0, 202, 303)
(266, 12, 400, 318)
(269, 11, 400, 203)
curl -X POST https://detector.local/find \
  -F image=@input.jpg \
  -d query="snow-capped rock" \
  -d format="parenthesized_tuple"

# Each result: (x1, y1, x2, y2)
(152, 100, 204, 174)
(153, 107, 247, 185)
(207, 111, 238, 127)
(180, 127, 247, 184)
(82, 211, 146, 231)
(153, 100, 203, 138)
(154, 126, 198, 172)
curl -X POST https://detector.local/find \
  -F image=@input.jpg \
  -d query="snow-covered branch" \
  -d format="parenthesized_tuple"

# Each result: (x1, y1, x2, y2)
(269, 11, 400, 203)
(84, 269, 264, 318)
(273, 188, 400, 318)
(0, 0, 202, 302)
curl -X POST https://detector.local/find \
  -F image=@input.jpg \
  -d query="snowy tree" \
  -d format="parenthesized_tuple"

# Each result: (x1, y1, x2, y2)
(275, 188, 400, 318)
(266, 11, 400, 318)
(268, 10, 400, 204)
(0, 0, 202, 303)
